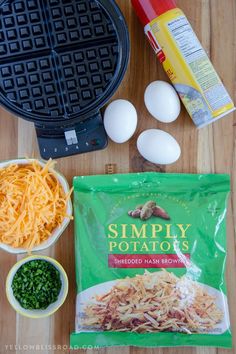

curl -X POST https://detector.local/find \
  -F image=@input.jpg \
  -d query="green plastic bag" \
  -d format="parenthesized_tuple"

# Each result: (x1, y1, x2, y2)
(70, 172, 231, 349)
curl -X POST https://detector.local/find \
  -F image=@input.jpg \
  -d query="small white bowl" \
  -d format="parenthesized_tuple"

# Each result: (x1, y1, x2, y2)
(0, 158, 72, 254)
(6, 255, 68, 318)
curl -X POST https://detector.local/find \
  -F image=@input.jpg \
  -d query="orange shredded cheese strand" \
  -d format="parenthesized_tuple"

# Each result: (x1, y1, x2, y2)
(0, 159, 72, 250)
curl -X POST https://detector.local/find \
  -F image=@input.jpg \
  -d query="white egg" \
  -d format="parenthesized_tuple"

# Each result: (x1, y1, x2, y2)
(104, 99, 137, 143)
(137, 129, 181, 165)
(144, 81, 181, 123)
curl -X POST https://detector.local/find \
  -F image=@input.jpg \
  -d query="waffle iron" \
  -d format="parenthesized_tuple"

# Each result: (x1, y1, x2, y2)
(0, 0, 129, 159)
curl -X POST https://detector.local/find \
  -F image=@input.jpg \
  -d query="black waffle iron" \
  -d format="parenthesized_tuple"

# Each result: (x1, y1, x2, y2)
(0, 0, 129, 159)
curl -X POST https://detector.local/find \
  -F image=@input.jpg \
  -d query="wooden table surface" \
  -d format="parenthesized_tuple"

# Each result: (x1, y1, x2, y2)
(0, 0, 236, 353)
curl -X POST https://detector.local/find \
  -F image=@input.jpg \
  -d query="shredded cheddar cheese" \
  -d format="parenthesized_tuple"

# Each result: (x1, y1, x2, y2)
(0, 159, 72, 250)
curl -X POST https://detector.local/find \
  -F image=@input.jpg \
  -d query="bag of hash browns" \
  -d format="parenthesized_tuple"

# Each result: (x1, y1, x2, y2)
(70, 172, 232, 348)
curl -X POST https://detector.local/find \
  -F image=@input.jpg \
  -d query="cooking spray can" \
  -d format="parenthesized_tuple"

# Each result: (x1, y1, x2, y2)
(132, 0, 235, 128)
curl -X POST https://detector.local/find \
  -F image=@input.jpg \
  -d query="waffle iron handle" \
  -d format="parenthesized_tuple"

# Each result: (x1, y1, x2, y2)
(35, 111, 108, 159)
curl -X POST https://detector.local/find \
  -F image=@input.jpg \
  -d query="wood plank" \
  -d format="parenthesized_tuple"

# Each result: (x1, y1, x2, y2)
(0, 109, 17, 354)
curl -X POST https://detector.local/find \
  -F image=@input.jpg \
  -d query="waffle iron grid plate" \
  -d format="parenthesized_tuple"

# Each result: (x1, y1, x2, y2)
(0, 0, 129, 158)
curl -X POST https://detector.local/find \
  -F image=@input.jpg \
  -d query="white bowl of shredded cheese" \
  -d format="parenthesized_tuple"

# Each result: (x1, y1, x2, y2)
(0, 158, 73, 254)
